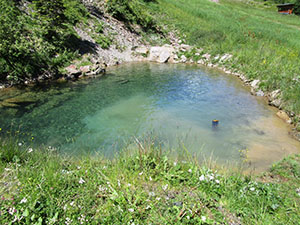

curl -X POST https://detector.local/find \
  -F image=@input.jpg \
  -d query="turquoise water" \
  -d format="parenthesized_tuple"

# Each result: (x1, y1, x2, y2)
(0, 63, 299, 168)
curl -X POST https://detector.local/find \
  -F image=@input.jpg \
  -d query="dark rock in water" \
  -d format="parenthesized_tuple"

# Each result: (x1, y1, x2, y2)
(253, 129, 265, 135)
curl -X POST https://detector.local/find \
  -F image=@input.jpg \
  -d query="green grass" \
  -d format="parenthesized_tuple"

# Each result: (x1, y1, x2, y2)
(0, 139, 299, 224)
(146, 0, 300, 115)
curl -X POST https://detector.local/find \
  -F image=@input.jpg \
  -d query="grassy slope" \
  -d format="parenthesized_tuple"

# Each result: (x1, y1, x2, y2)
(0, 140, 299, 224)
(148, 0, 300, 116)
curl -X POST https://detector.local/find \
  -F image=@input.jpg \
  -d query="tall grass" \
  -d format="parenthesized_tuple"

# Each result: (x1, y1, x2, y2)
(0, 137, 299, 224)
(147, 0, 300, 115)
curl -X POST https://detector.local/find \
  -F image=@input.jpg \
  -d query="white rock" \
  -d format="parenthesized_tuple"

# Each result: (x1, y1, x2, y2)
(202, 53, 211, 61)
(270, 89, 280, 100)
(149, 46, 174, 63)
(180, 55, 187, 63)
(256, 90, 265, 97)
(197, 59, 204, 64)
(251, 79, 260, 88)
(135, 46, 148, 55)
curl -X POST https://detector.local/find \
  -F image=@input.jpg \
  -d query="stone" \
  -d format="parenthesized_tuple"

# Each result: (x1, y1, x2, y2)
(180, 44, 191, 52)
(197, 59, 205, 64)
(256, 90, 265, 97)
(202, 53, 211, 61)
(251, 79, 260, 89)
(80, 65, 91, 73)
(135, 46, 149, 55)
(66, 64, 81, 76)
(180, 55, 187, 63)
(276, 111, 292, 123)
(149, 46, 174, 63)
(220, 54, 233, 62)
(270, 99, 281, 108)
(270, 89, 280, 100)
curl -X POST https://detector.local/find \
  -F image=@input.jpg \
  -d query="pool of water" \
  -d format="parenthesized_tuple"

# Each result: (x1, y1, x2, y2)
(0, 63, 299, 171)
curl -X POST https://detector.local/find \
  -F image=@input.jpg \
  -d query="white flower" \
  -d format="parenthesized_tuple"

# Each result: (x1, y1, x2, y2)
(127, 183, 131, 187)
(4, 168, 11, 171)
(173, 162, 177, 166)
(149, 192, 155, 197)
(28, 148, 33, 153)
(18, 143, 22, 146)
(188, 169, 192, 173)
(146, 205, 151, 210)
(162, 184, 168, 191)
(103, 166, 107, 169)
(65, 217, 73, 225)
(201, 216, 206, 222)
(128, 208, 134, 213)
(215, 180, 220, 184)
(8, 207, 16, 215)
(99, 185, 107, 192)
(79, 178, 85, 184)
(199, 175, 205, 181)
(20, 197, 27, 204)
(118, 180, 121, 187)
(149, 176, 152, 181)
(208, 174, 214, 180)
(187, 216, 190, 220)
(156, 197, 161, 201)
(77, 166, 81, 170)
(139, 172, 143, 176)
(70, 201, 75, 207)
(250, 187, 255, 191)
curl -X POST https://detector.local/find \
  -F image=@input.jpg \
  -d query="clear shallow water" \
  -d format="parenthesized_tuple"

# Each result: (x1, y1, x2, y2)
(0, 63, 299, 171)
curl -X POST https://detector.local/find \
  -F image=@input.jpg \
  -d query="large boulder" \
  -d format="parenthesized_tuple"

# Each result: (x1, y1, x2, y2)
(149, 46, 175, 63)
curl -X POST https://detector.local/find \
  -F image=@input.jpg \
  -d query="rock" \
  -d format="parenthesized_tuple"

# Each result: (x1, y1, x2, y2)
(197, 59, 205, 64)
(270, 89, 280, 100)
(270, 99, 281, 108)
(276, 111, 292, 123)
(202, 53, 211, 61)
(135, 46, 148, 55)
(66, 64, 81, 76)
(180, 55, 187, 63)
(189, 59, 194, 63)
(251, 79, 260, 89)
(256, 90, 265, 97)
(0, 85, 4, 89)
(210, 0, 219, 3)
(220, 54, 233, 62)
(149, 46, 174, 63)
(80, 65, 91, 73)
(180, 44, 191, 52)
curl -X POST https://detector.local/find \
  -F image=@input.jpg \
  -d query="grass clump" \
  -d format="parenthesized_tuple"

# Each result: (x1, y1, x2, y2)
(0, 138, 299, 224)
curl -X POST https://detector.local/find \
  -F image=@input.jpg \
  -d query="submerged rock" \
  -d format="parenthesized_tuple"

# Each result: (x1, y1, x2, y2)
(276, 111, 292, 124)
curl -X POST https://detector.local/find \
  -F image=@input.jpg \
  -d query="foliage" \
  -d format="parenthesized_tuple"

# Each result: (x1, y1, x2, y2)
(0, 0, 88, 82)
(294, 0, 300, 15)
(0, 136, 299, 224)
(106, 0, 157, 31)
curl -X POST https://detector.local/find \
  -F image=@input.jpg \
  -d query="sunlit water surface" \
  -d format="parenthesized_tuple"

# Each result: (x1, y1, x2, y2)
(0, 63, 299, 171)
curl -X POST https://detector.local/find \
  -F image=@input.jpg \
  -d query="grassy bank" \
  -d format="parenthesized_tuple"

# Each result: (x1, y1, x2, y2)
(0, 139, 299, 224)
(145, 0, 300, 118)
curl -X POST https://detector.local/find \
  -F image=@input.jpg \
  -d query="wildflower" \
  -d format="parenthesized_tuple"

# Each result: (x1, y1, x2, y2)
(149, 176, 152, 181)
(127, 183, 131, 187)
(77, 166, 81, 170)
(149, 192, 155, 197)
(139, 172, 143, 176)
(70, 201, 75, 207)
(20, 197, 27, 204)
(18, 143, 22, 146)
(8, 207, 17, 215)
(156, 197, 161, 201)
(145, 205, 151, 210)
(201, 216, 206, 222)
(28, 148, 33, 153)
(79, 178, 85, 184)
(187, 216, 190, 220)
(162, 184, 168, 191)
(117, 180, 121, 187)
(215, 180, 220, 184)
(4, 168, 11, 171)
(188, 169, 192, 173)
(128, 208, 134, 213)
(199, 175, 205, 181)
(103, 166, 107, 169)
(173, 162, 177, 166)
(250, 187, 255, 191)
(208, 174, 214, 180)
(65, 217, 73, 225)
